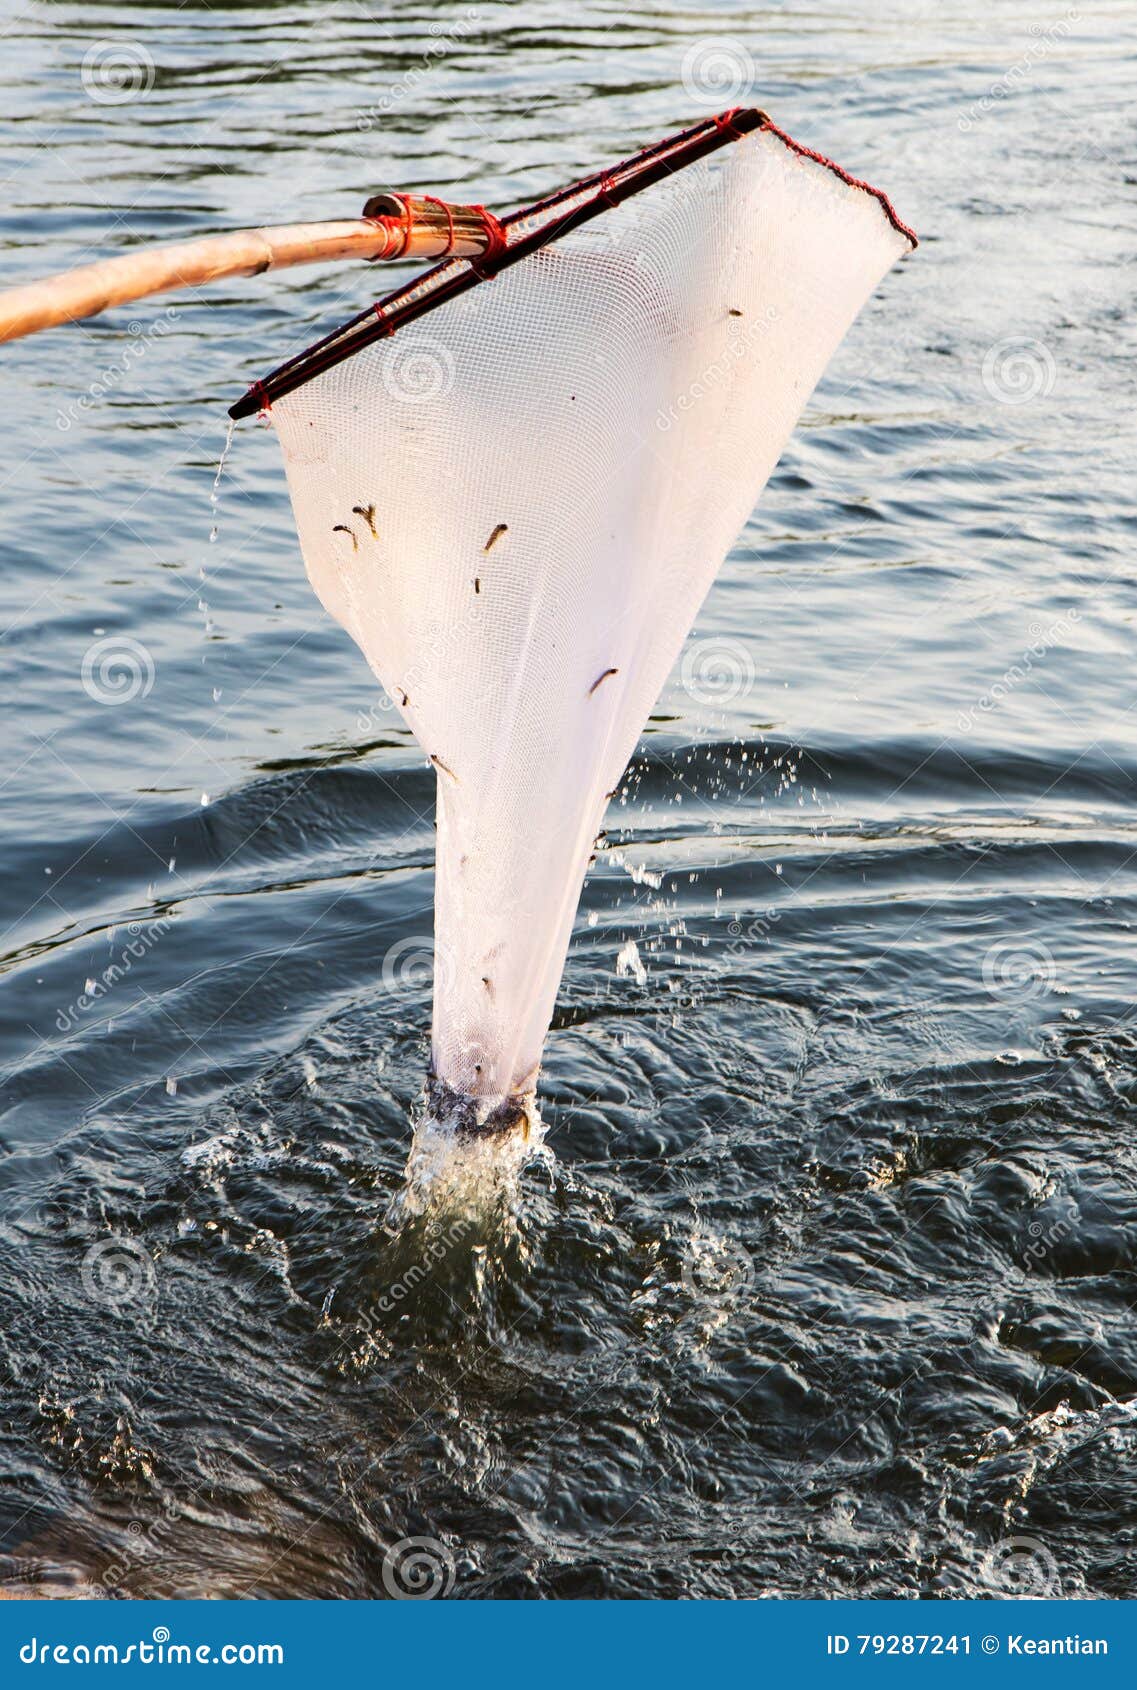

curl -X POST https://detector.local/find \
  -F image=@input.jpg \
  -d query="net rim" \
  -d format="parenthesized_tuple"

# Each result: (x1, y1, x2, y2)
(229, 108, 916, 421)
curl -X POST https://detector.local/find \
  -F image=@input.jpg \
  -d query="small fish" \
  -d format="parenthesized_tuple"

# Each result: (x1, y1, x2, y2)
(474, 577, 481, 594)
(483, 523, 508, 553)
(729, 308, 743, 317)
(589, 666, 619, 696)
(482, 976, 495, 998)
(430, 753, 459, 782)
(399, 689, 409, 707)
(351, 503, 378, 538)
(332, 524, 358, 552)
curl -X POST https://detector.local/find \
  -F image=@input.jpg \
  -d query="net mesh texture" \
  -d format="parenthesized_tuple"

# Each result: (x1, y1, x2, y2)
(269, 124, 912, 1129)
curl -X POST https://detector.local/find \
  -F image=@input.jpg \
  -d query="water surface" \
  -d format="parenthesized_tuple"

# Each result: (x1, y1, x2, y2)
(1, 0, 1135, 1599)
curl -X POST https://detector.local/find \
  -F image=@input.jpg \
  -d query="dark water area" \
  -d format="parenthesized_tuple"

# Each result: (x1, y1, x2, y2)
(1, 0, 1136, 1600)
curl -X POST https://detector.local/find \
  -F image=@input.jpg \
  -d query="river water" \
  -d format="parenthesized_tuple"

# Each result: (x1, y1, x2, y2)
(0, 0, 1135, 1599)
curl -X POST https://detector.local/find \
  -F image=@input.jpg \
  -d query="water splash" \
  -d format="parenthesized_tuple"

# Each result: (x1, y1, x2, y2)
(395, 1093, 552, 1228)
(209, 417, 236, 544)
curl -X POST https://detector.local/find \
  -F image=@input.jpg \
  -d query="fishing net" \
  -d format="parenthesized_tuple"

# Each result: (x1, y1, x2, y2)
(240, 112, 914, 1131)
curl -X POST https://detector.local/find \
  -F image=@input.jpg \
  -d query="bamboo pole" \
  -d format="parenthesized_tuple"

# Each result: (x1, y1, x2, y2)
(0, 196, 495, 344)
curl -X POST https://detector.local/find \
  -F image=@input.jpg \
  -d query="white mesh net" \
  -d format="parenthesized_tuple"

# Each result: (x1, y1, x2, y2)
(269, 126, 911, 1130)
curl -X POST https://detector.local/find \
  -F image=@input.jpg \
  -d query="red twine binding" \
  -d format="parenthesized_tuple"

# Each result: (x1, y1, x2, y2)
(712, 108, 745, 140)
(468, 205, 509, 277)
(419, 193, 456, 256)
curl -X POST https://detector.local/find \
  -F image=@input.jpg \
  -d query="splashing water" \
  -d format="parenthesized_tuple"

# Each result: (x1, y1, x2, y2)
(396, 1096, 552, 1227)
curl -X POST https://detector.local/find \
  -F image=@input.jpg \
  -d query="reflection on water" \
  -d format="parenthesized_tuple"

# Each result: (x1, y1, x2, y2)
(1, 0, 1135, 1600)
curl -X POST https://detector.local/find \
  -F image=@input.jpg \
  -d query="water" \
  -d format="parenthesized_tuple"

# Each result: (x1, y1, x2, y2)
(1, 0, 1135, 1600)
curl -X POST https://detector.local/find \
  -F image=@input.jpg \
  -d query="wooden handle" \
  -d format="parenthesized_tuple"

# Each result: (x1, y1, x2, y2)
(0, 198, 495, 343)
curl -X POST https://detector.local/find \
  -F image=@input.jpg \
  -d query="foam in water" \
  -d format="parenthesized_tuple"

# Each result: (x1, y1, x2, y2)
(396, 1094, 552, 1224)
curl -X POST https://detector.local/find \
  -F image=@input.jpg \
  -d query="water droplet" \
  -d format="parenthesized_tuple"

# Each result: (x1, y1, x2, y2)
(209, 418, 235, 543)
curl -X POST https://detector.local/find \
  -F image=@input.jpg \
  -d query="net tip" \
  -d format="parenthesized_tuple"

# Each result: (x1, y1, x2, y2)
(228, 385, 267, 421)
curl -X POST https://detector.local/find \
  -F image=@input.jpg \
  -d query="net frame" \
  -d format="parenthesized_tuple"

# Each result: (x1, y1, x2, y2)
(230, 108, 915, 419)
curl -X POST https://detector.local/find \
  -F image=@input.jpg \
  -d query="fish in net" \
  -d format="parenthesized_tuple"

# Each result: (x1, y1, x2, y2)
(232, 110, 915, 1136)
